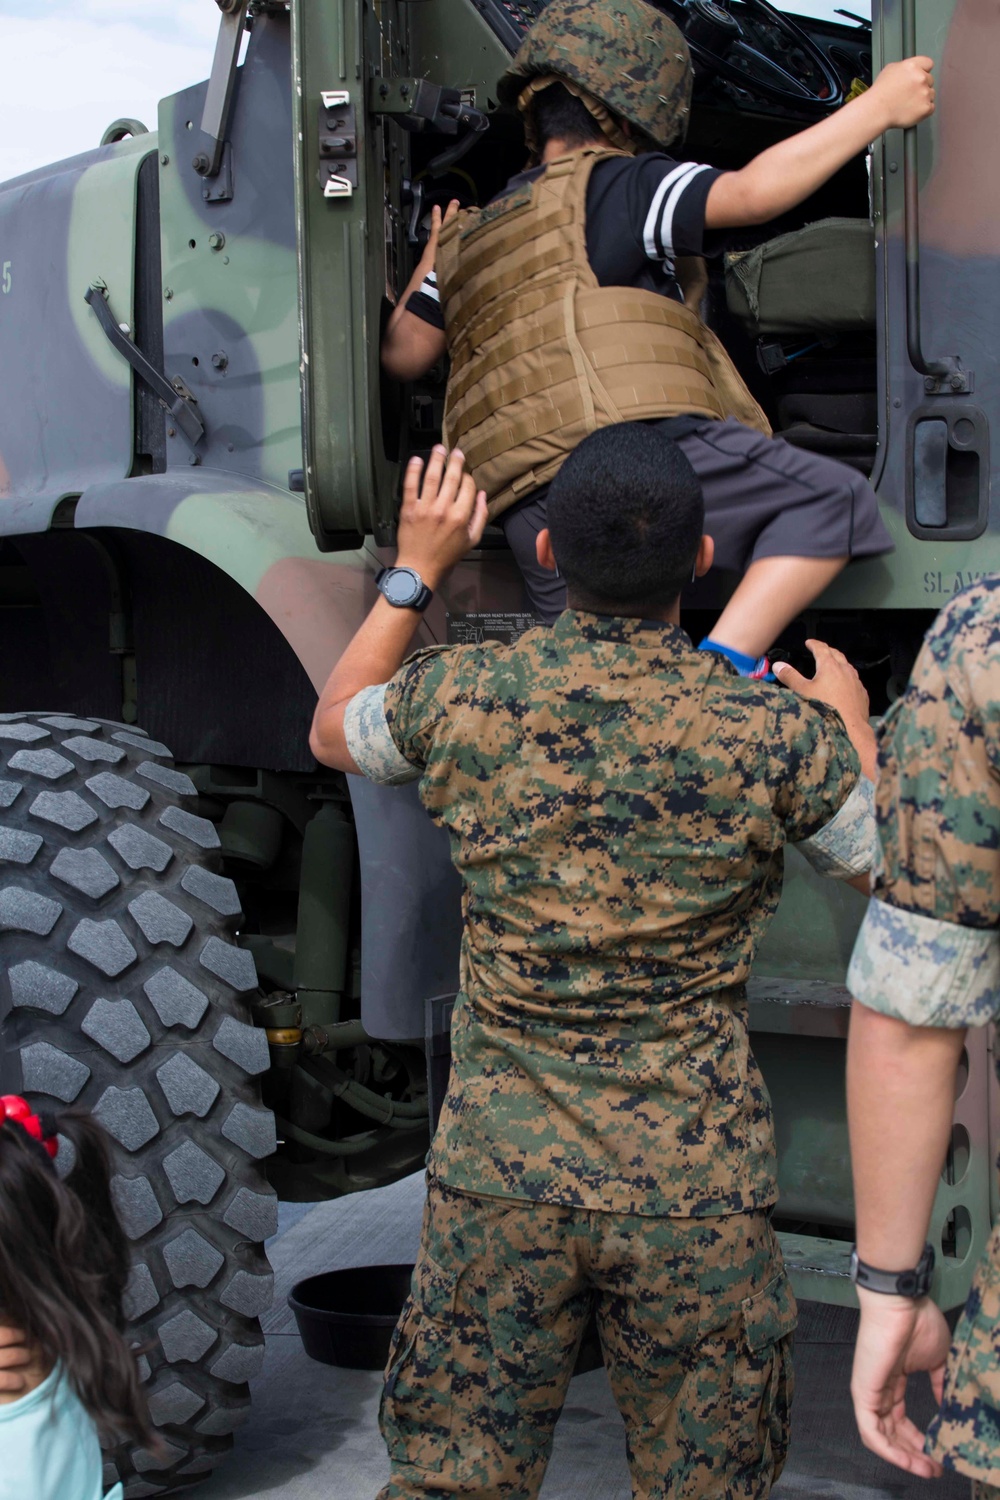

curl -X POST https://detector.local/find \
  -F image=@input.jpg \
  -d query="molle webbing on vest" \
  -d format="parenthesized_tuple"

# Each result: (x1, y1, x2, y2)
(436, 150, 767, 521)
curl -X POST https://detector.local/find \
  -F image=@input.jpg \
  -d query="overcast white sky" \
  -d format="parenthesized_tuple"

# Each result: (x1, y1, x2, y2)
(0, 0, 871, 185)
(0, 1, 218, 182)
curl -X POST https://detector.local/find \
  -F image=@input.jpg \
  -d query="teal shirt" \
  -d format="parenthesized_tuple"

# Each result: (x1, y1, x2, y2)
(0, 1364, 122, 1500)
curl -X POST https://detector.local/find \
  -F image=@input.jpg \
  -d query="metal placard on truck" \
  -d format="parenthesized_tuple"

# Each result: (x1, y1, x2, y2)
(446, 611, 538, 646)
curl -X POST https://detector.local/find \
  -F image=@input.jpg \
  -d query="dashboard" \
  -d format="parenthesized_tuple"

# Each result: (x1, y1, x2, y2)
(465, 0, 873, 124)
(466, 0, 550, 54)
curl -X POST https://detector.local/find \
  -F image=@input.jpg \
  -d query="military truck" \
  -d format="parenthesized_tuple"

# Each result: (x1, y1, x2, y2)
(0, 0, 995, 1490)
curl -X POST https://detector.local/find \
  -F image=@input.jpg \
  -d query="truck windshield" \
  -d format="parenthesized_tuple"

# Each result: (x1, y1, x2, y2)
(774, 1, 871, 21)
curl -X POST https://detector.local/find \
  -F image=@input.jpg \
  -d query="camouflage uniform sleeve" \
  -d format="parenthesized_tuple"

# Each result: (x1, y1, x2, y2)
(342, 684, 421, 785)
(342, 645, 455, 785)
(382, 645, 458, 769)
(847, 583, 1000, 1028)
(768, 694, 870, 874)
(793, 774, 876, 879)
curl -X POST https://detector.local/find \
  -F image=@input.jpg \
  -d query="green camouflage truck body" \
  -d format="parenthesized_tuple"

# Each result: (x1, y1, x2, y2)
(0, 8, 998, 1475)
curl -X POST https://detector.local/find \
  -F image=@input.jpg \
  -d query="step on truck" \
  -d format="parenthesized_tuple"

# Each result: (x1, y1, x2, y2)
(0, 0, 996, 1490)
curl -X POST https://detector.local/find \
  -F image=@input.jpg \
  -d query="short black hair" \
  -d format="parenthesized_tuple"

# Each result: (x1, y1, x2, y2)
(546, 423, 705, 613)
(531, 82, 605, 149)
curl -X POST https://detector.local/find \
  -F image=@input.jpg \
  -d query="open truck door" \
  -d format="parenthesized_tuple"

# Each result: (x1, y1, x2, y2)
(829, 0, 995, 607)
(291, 0, 411, 549)
(290, 0, 495, 550)
(743, 0, 1000, 1311)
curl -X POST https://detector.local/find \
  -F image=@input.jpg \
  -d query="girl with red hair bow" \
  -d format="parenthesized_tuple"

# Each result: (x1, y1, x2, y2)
(0, 1096, 157, 1497)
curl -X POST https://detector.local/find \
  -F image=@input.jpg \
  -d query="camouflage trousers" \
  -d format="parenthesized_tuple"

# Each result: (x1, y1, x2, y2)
(971, 1486, 1000, 1498)
(376, 1179, 797, 1500)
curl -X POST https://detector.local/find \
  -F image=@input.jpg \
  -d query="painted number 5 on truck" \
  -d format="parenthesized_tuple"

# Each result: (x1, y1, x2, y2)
(2, 262, 10, 294)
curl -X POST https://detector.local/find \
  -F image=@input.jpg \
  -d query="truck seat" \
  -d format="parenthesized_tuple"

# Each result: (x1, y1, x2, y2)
(724, 217, 875, 338)
(724, 218, 877, 474)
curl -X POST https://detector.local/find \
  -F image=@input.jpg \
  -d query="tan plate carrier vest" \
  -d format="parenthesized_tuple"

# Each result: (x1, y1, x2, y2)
(435, 148, 771, 522)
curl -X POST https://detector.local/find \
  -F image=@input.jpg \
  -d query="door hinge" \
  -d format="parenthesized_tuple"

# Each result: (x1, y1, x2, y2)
(191, 3, 247, 200)
(318, 90, 357, 199)
(370, 77, 489, 177)
(369, 77, 465, 131)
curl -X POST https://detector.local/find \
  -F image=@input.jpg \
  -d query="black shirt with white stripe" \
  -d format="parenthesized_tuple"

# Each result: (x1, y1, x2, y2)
(407, 267, 441, 326)
(406, 153, 726, 330)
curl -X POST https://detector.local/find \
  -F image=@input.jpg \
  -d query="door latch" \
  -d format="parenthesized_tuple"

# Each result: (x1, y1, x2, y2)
(85, 283, 205, 460)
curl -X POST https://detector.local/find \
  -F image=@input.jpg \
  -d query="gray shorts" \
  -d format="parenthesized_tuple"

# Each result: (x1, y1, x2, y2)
(500, 417, 893, 624)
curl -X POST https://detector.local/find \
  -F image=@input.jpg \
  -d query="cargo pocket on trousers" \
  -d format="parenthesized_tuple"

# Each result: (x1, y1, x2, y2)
(379, 1253, 458, 1473)
(734, 1269, 798, 1487)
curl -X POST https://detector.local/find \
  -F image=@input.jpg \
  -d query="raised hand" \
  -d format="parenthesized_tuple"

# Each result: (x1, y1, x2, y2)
(395, 445, 489, 590)
(774, 638, 870, 721)
(870, 57, 936, 130)
(773, 639, 876, 779)
(421, 198, 460, 269)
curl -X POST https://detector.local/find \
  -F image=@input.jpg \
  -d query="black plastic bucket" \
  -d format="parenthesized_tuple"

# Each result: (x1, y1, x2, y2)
(289, 1263, 414, 1370)
(289, 1261, 606, 1375)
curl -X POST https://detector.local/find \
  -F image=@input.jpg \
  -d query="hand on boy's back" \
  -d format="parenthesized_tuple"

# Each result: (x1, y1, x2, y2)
(869, 57, 935, 129)
(0, 1324, 33, 1401)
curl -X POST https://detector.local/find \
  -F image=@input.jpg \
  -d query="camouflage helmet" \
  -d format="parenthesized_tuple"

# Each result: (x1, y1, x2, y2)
(498, 0, 693, 152)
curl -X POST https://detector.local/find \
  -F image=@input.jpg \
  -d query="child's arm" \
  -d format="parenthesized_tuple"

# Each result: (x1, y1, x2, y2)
(381, 200, 456, 382)
(705, 57, 935, 229)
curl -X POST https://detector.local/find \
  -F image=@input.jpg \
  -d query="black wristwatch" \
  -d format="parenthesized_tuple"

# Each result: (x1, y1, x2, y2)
(375, 566, 433, 611)
(849, 1243, 935, 1298)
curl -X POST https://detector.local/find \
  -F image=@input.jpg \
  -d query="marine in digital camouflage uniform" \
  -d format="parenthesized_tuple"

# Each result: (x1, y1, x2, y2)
(848, 576, 1000, 1490)
(313, 427, 878, 1499)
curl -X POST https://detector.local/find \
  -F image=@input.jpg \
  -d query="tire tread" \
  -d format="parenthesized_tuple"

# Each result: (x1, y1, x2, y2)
(0, 714, 275, 1497)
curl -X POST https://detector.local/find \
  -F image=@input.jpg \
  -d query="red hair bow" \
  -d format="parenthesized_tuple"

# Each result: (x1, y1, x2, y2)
(1, 1095, 58, 1159)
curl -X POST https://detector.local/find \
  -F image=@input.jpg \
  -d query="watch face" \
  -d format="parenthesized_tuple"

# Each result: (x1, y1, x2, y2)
(382, 568, 421, 607)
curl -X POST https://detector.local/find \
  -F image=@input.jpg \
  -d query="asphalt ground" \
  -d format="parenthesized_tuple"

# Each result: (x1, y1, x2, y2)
(197, 1173, 971, 1500)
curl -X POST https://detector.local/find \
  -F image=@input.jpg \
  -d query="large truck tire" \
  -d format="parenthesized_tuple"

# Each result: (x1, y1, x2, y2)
(0, 713, 277, 1497)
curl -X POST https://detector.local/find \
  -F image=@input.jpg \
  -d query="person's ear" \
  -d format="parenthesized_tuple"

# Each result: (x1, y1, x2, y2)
(536, 527, 558, 573)
(694, 534, 714, 579)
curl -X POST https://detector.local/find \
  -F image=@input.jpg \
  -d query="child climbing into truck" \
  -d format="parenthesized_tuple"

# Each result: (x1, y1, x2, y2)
(0, 1095, 156, 1498)
(382, 0, 935, 676)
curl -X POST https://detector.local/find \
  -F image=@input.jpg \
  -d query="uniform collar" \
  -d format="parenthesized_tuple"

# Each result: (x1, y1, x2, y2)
(553, 609, 692, 652)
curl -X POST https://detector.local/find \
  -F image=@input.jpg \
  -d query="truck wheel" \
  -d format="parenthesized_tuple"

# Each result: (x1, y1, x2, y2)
(0, 713, 277, 1497)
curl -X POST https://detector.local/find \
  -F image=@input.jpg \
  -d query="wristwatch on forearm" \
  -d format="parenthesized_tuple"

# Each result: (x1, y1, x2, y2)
(375, 566, 433, 611)
(849, 1243, 935, 1298)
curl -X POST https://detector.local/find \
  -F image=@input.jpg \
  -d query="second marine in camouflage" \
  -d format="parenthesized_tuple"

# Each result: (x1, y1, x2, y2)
(848, 578, 1000, 1494)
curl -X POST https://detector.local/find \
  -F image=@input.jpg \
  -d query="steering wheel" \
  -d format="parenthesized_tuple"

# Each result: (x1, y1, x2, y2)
(682, 0, 845, 111)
